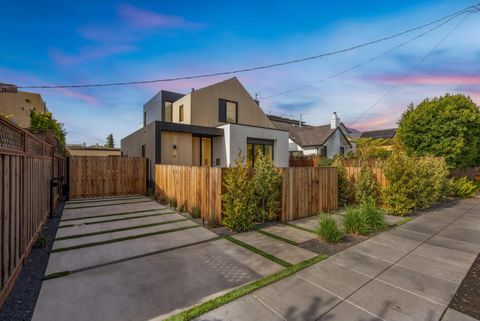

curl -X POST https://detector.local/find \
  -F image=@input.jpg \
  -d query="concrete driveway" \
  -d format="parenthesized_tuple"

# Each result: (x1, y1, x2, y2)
(32, 196, 283, 321)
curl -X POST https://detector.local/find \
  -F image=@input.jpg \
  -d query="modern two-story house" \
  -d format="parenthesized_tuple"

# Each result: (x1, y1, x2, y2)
(121, 77, 289, 186)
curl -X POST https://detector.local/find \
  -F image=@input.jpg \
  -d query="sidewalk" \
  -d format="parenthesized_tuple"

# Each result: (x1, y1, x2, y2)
(196, 198, 480, 321)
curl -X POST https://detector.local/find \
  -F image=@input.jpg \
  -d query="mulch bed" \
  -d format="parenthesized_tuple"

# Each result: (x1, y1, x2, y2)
(0, 203, 64, 321)
(298, 234, 369, 256)
(449, 252, 480, 320)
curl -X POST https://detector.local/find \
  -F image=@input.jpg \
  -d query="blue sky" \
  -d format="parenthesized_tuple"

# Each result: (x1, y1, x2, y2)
(1, 0, 479, 145)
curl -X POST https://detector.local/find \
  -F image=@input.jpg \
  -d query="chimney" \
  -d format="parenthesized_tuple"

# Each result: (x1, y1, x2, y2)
(330, 112, 340, 129)
(191, 88, 195, 92)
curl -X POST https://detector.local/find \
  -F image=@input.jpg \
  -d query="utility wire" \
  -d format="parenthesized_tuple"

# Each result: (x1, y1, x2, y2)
(348, 12, 473, 127)
(453, 69, 480, 91)
(10, 3, 478, 90)
(260, 10, 467, 99)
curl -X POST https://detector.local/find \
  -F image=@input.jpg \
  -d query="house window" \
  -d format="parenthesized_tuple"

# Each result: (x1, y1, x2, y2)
(320, 146, 327, 157)
(143, 111, 147, 127)
(246, 138, 274, 167)
(340, 147, 345, 155)
(141, 145, 146, 157)
(164, 101, 173, 122)
(179, 105, 184, 122)
(219, 99, 238, 123)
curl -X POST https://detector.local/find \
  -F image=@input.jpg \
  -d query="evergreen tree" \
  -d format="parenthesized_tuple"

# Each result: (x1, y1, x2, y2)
(105, 133, 115, 148)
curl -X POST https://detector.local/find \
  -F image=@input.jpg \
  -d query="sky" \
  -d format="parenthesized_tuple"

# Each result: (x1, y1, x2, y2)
(1, 0, 479, 145)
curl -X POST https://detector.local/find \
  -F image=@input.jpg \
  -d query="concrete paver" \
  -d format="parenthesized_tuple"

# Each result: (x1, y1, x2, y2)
(53, 220, 196, 250)
(233, 232, 317, 264)
(199, 198, 480, 321)
(64, 197, 152, 209)
(61, 201, 165, 220)
(56, 212, 183, 238)
(261, 224, 318, 243)
(384, 214, 407, 226)
(33, 239, 283, 321)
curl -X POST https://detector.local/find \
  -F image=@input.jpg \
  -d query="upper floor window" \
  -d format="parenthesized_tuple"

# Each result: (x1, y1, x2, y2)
(179, 105, 184, 122)
(143, 111, 147, 127)
(164, 101, 173, 122)
(219, 99, 238, 124)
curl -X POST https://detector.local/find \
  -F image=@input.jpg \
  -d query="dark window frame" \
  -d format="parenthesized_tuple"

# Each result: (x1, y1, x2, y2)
(163, 100, 173, 122)
(246, 138, 274, 167)
(179, 104, 184, 122)
(218, 98, 238, 124)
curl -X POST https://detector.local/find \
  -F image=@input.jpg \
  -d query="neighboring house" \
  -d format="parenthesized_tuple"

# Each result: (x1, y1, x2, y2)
(121, 77, 289, 186)
(359, 128, 397, 139)
(0, 84, 49, 128)
(68, 145, 122, 157)
(268, 112, 354, 158)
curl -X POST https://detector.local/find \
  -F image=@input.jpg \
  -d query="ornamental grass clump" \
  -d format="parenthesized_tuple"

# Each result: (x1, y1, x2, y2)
(449, 176, 480, 198)
(361, 202, 385, 232)
(342, 206, 369, 235)
(316, 214, 344, 243)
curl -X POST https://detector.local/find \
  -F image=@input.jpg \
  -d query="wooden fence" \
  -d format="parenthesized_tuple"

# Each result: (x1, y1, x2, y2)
(155, 165, 338, 223)
(344, 165, 388, 188)
(0, 116, 65, 307)
(69, 156, 147, 199)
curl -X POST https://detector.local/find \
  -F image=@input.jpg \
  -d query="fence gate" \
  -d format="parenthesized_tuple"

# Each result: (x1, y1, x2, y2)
(68, 156, 147, 199)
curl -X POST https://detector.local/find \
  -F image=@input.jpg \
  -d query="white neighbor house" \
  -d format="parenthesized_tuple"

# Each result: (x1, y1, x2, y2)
(268, 112, 355, 158)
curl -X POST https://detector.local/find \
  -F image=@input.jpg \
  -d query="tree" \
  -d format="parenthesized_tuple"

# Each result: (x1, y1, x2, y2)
(30, 111, 66, 146)
(105, 133, 115, 148)
(397, 94, 480, 168)
(355, 163, 381, 205)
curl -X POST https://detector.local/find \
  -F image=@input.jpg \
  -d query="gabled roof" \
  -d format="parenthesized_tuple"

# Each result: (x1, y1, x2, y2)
(268, 115, 351, 147)
(360, 128, 397, 139)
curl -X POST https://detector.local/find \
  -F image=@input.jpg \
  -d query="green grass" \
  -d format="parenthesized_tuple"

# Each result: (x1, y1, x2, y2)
(64, 199, 150, 209)
(59, 211, 174, 228)
(164, 255, 328, 321)
(224, 236, 292, 267)
(61, 208, 170, 222)
(43, 271, 71, 280)
(66, 195, 145, 205)
(316, 215, 344, 243)
(52, 225, 200, 253)
(392, 217, 413, 226)
(284, 222, 317, 234)
(256, 229, 299, 246)
(55, 219, 188, 240)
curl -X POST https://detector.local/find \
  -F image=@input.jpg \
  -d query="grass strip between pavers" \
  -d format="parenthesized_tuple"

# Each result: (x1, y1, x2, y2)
(61, 208, 170, 222)
(52, 225, 200, 253)
(164, 255, 328, 321)
(55, 219, 189, 240)
(392, 217, 414, 226)
(59, 211, 174, 228)
(43, 236, 222, 281)
(285, 222, 317, 234)
(64, 199, 152, 209)
(224, 235, 292, 268)
(256, 229, 299, 246)
(66, 196, 145, 205)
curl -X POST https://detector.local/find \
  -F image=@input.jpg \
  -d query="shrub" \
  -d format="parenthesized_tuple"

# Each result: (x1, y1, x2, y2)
(222, 153, 256, 232)
(168, 198, 177, 208)
(318, 158, 334, 166)
(333, 158, 354, 206)
(449, 177, 480, 198)
(252, 152, 282, 222)
(383, 151, 449, 216)
(361, 202, 385, 232)
(208, 214, 218, 228)
(355, 163, 381, 205)
(342, 206, 369, 235)
(317, 214, 344, 243)
(191, 207, 201, 218)
(177, 203, 185, 212)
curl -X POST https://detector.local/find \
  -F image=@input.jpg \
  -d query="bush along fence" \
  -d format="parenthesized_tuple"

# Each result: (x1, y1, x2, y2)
(0, 115, 66, 307)
(154, 163, 338, 226)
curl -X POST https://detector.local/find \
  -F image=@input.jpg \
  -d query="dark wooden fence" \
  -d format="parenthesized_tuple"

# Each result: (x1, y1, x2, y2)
(0, 116, 65, 307)
(155, 165, 338, 223)
(69, 156, 147, 199)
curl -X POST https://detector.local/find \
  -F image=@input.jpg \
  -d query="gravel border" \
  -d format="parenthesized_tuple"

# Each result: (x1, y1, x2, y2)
(449, 252, 480, 320)
(0, 202, 64, 321)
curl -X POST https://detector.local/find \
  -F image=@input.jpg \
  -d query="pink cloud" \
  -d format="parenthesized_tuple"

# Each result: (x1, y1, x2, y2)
(117, 4, 204, 29)
(372, 74, 480, 86)
(54, 88, 98, 104)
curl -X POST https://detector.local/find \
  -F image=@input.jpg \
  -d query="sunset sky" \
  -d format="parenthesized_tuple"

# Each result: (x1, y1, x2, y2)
(1, 0, 479, 144)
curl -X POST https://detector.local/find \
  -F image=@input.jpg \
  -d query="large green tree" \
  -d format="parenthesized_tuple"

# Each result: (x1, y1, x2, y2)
(397, 94, 480, 168)
(30, 111, 66, 146)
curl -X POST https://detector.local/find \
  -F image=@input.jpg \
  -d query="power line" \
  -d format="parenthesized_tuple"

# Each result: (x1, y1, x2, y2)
(348, 12, 473, 127)
(260, 9, 467, 99)
(11, 2, 478, 90)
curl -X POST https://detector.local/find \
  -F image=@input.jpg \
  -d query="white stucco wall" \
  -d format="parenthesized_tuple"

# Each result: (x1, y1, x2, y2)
(216, 124, 289, 167)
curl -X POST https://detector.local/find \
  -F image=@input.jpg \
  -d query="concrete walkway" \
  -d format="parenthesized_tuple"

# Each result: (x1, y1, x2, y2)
(197, 198, 480, 321)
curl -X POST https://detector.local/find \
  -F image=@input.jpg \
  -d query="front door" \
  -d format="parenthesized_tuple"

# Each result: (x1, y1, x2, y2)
(201, 137, 212, 166)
